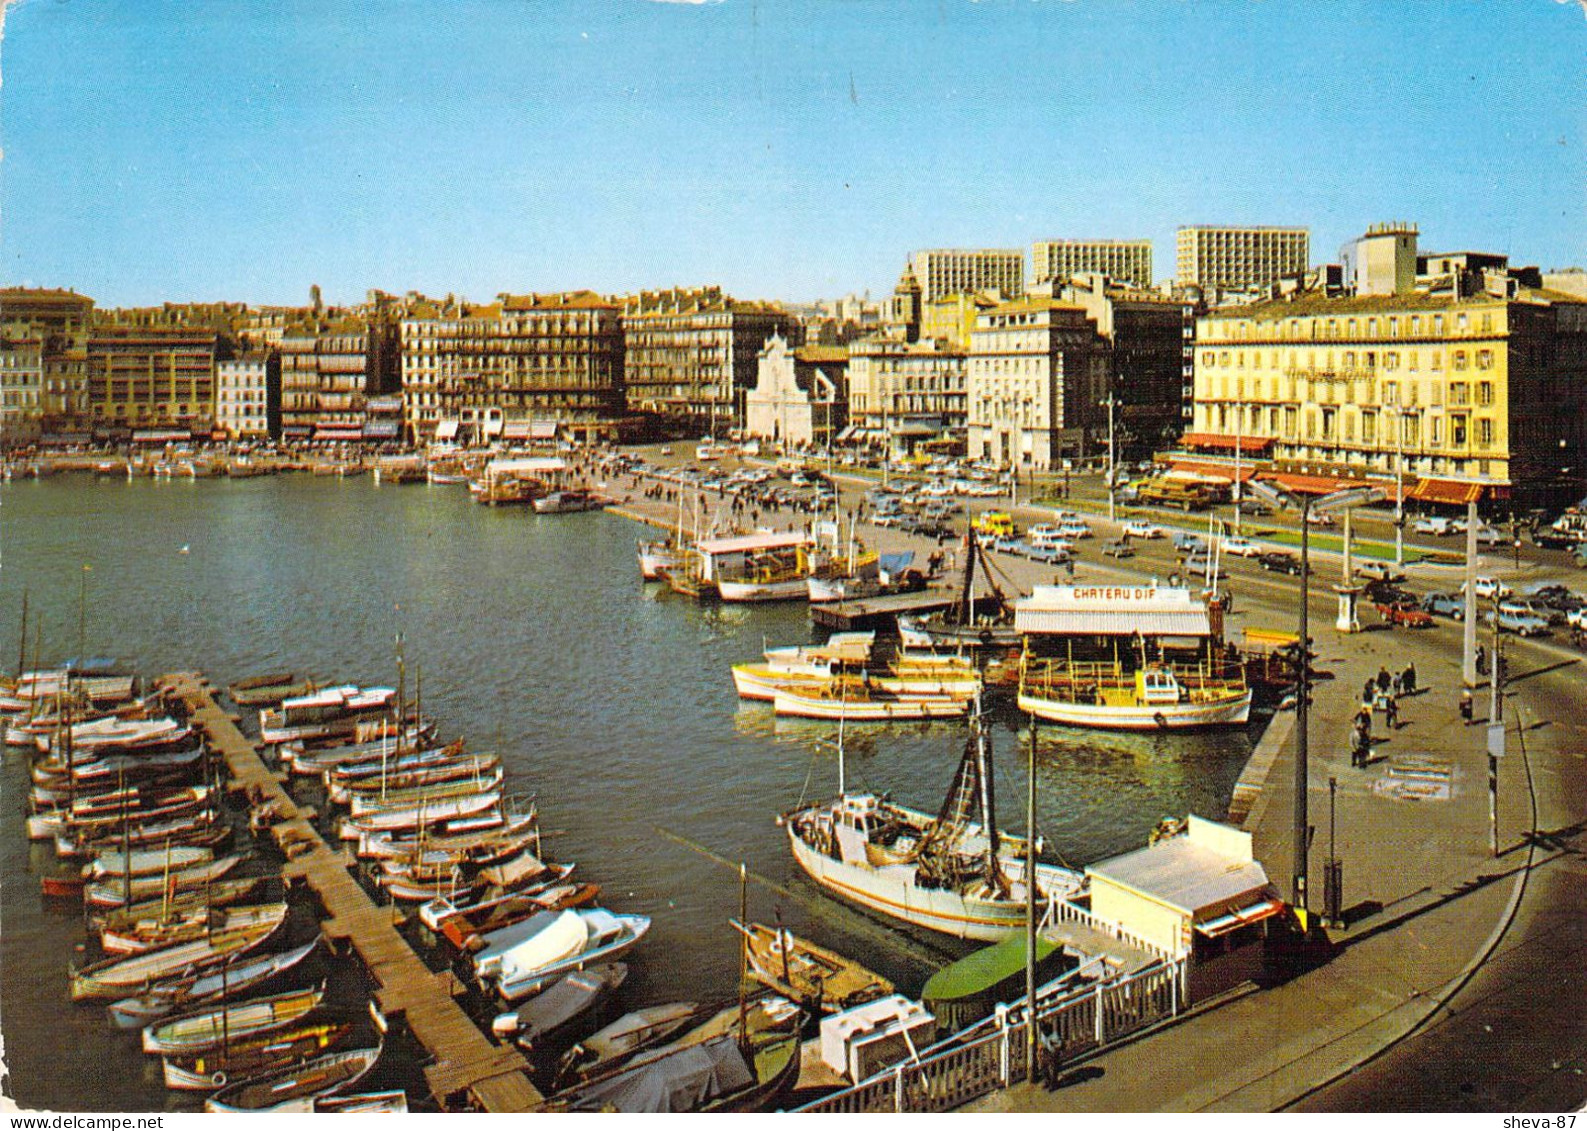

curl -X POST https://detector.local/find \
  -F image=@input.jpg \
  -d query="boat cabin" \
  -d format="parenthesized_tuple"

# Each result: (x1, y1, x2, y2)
(1083, 816, 1284, 1003)
(689, 531, 811, 584)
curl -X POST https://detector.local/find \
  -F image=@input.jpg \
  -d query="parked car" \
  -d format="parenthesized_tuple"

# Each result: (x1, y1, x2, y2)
(1258, 551, 1302, 576)
(1500, 598, 1566, 626)
(1026, 523, 1063, 544)
(1463, 577, 1513, 601)
(1121, 520, 1164, 539)
(1420, 592, 1466, 620)
(1235, 498, 1272, 516)
(1376, 597, 1434, 628)
(1026, 544, 1074, 566)
(1530, 529, 1580, 550)
(1489, 608, 1550, 637)
(1412, 516, 1457, 536)
(1172, 532, 1206, 553)
(1304, 511, 1336, 527)
(1101, 539, 1135, 559)
(1472, 524, 1507, 547)
(1181, 552, 1226, 580)
(1527, 585, 1585, 613)
(991, 535, 1024, 555)
(1221, 537, 1262, 557)
(1056, 521, 1093, 540)
(1354, 562, 1406, 584)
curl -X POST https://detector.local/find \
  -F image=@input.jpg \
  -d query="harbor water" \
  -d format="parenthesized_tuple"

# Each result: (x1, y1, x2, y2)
(0, 475, 1256, 1111)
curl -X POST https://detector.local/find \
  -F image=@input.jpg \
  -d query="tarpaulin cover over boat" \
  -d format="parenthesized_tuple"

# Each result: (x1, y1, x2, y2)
(571, 1035, 753, 1112)
(921, 931, 1059, 1004)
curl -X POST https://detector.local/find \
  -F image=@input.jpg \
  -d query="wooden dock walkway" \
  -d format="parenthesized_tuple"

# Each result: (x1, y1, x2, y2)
(808, 590, 958, 630)
(161, 673, 543, 1112)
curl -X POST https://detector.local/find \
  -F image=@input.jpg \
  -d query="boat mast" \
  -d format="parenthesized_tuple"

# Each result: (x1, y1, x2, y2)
(15, 588, 27, 680)
(973, 696, 1000, 869)
(958, 528, 977, 627)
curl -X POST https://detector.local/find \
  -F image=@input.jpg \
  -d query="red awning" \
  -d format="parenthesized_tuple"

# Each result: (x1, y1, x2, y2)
(1168, 460, 1259, 483)
(1196, 897, 1287, 938)
(1406, 478, 1486, 505)
(1180, 433, 1276, 455)
(1266, 472, 1370, 497)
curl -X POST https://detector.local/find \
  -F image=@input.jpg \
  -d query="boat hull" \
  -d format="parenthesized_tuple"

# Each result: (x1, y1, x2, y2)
(716, 578, 808, 603)
(771, 689, 971, 721)
(1016, 688, 1252, 730)
(732, 664, 979, 703)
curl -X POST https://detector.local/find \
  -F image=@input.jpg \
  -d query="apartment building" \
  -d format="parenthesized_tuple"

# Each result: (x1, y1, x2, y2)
(1189, 287, 1587, 512)
(84, 324, 225, 434)
(909, 249, 1025, 305)
(620, 286, 797, 429)
(1033, 240, 1153, 290)
(215, 353, 281, 440)
(278, 314, 400, 442)
(1176, 226, 1310, 292)
(402, 291, 626, 445)
(966, 298, 1111, 469)
(1, 288, 94, 442)
(845, 337, 967, 457)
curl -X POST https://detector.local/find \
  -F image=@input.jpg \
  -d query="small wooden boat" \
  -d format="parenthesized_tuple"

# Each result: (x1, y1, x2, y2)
(229, 673, 318, 708)
(164, 1016, 355, 1091)
(259, 685, 397, 746)
(107, 936, 321, 1029)
(70, 915, 285, 1001)
(554, 1001, 712, 1088)
(730, 919, 893, 1013)
(314, 1090, 409, 1113)
(490, 963, 628, 1054)
(324, 739, 467, 784)
(444, 883, 601, 951)
(41, 872, 87, 897)
(416, 862, 575, 932)
(338, 791, 500, 839)
(101, 902, 288, 956)
(284, 726, 439, 775)
(205, 1044, 381, 1113)
(332, 754, 501, 805)
(492, 910, 652, 1003)
(346, 769, 504, 817)
(86, 844, 215, 881)
(63, 813, 230, 860)
(771, 684, 972, 721)
(91, 877, 266, 934)
(83, 854, 246, 908)
(142, 983, 328, 1056)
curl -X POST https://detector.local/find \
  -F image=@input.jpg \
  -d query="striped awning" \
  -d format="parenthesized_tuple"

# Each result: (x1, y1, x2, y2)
(1181, 433, 1275, 455)
(1266, 472, 1369, 497)
(1406, 477, 1486, 505)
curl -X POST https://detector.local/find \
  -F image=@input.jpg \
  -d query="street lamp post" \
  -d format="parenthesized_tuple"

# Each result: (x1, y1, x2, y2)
(1104, 395, 1118, 523)
(1233, 403, 1243, 538)
(1393, 407, 1420, 569)
(1246, 480, 1385, 924)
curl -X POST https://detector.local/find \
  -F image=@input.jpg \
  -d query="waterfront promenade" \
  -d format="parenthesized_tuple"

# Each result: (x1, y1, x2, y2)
(606, 449, 1587, 1112)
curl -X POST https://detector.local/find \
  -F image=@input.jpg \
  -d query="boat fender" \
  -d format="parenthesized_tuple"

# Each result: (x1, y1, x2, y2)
(491, 1012, 521, 1036)
(1153, 711, 1168, 730)
(211, 1071, 228, 1088)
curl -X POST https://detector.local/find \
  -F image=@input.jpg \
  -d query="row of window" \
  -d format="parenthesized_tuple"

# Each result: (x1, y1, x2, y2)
(1202, 375, 1496, 409)
(1203, 346, 1496, 372)
(1205, 308, 1497, 343)
(1202, 403, 1497, 448)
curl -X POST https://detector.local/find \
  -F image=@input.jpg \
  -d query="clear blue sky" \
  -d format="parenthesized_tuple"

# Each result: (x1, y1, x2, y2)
(2, 0, 1583, 308)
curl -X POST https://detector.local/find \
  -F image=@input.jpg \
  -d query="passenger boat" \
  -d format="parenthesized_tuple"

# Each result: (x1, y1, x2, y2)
(544, 995, 802, 1113)
(729, 920, 893, 1012)
(676, 532, 813, 603)
(534, 489, 606, 514)
(731, 632, 980, 702)
(83, 854, 246, 908)
(1013, 585, 1252, 730)
(101, 902, 288, 956)
(142, 983, 328, 1056)
(164, 1016, 355, 1091)
(107, 937, 322, 1029)
(205, 1044, 382, 1113)
(491, 963, 628, 1053)
(479, 908, 651, 1002)
(771, 682, 972, 721)
(70, 915, 285, 1000)
(259, 685, 398, 745)
(470, 456, 565, 506)
(780, 704, 1084, 941)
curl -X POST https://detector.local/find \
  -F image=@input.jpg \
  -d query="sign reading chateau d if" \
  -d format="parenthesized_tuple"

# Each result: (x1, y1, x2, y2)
(1068, 586, 1161, 602)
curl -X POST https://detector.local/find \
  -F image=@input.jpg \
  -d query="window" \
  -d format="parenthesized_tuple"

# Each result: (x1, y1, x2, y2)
(1451, 416, 1467, 446)
(1383, 381, 1398, 406)
(1321, 408, 1336, 439)
(1433, 315, 1445, 334)
(1367, 318, 1377, 336)
(1457, 313, 1469, 332)
(1343, 351, 1355, 369)
(1451, 382, 1469, 406)
(1431, 351, 1442, 371)
(1477, 418, 1493, 447)
(1477, 381, 1493, 406)
(1388, 317, 1398, 338)
(1362, 411, 1377, 443)
(1343, 413, 1355, 441)
(1453, 350, 1468, 371)
(1410, 315, 1421, 335)
(1477, 349, 1493, 369)
(1408, 351, 1419, 372)
(1348, 319, 1358, 337)
(1385, 352, 1399, 370)
(1430, 416, 1443, 445)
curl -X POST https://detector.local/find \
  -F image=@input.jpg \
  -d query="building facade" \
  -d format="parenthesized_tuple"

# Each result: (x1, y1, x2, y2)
(620, 287, 797, 430)
(215, 353, 281, 440)
(1033, 240, 1153, 290)
(1176, 226, 1310, 292)
(1188, 288, 1587, 512)
(966, 298, 1111, 470)
(401, 291, 627, 445)
(84, 324, 225, 435)
(279, 315, 401, 442)
(845, 337, 967, 456)
(909, 249, 1025, 305)
(1, 288, 94, 443)
(743, 336, 848, 450)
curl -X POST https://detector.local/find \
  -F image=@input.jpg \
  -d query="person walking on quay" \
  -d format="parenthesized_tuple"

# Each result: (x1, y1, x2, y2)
(1363, 678, 1376, 709)
(1476, 644, 1489, 676)
(1385, 693, 1399, 730)
(1376, 666, 1392, 696)
(1402, 662, 1417, 696)
(1352, 708, 1372, 767)
(1460, 687, 1475, 724)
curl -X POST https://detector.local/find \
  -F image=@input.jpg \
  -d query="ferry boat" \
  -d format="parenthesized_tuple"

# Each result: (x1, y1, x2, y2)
(259, 685, 397, 745)
(731, 632, 980, 702)
(534, 489, 605, 514)
(1014, 585, 1251, 731)
(687, 532, 811, 603)
(779, 704, 1083, 941)
(470, 456, 565, 507)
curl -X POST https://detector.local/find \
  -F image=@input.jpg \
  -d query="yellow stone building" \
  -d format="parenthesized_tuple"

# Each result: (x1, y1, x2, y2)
(1189, 287, 1587, 510)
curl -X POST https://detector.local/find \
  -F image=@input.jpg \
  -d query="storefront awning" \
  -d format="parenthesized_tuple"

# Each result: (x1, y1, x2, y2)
(363, 422, 399, 439)
(1265, 472, 1370, 497)
(433, 420, 460, 440)
(529, 421, 558, 439)
(132, 429, 191, 444)
(1406, 477, 1487, 505)
(1168, 460, 1258, 483)
(501, 421, 533, 440)
(314, 424, 367, 441)
(1180, 433, 1275, 456)
(1196, 897, 1287, 938)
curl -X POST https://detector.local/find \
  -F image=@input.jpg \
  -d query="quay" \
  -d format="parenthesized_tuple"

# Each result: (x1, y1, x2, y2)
(808, 590, 958, 631)
(161, 672, 543, 1113)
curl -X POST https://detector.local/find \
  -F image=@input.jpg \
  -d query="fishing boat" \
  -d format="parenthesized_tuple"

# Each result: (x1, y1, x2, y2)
(771, 682, 972, 721)
(1014, 585, 1252, 730)
(416, 861, 575, 933)
(779, 703, 1084, 941)
(480, 909, 651, 1003)
(284, 726, 440, 775)
(228, 673, 318, 708)
(142, 983, 329, 1056)
(534, 489, 606, 514)
(35, 715, 190, 757)
(259, 685, 397, 745)
(895, 530, 1020, 652)
(345, 768, 505, 818)
(337, 790, 500, 840)
(70, 915, 286, 1001)
(164, 1016, 355, 1091)
(83, 854, 246, 908)
(439, 882, 601, 950)
(101, 902, 288, 956)
(86, 844, 215, 881)
(323, 739, 471, 785)
(554, 1002, 714, 1088)
(33, 743, 206, 793)
(107, 936, 322, 1029)
(29, 784, 218, 842)
(637, 539, 683, 582)
(545, 995, 802, 1113)
(359, 805, 537, 862)
(331, 755, 502, 806)
(205, 1044, 382, 1113)
(64, 811, 229, 860)
(491, 963, 628, 1053)
(729, 920, 893, 1012)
